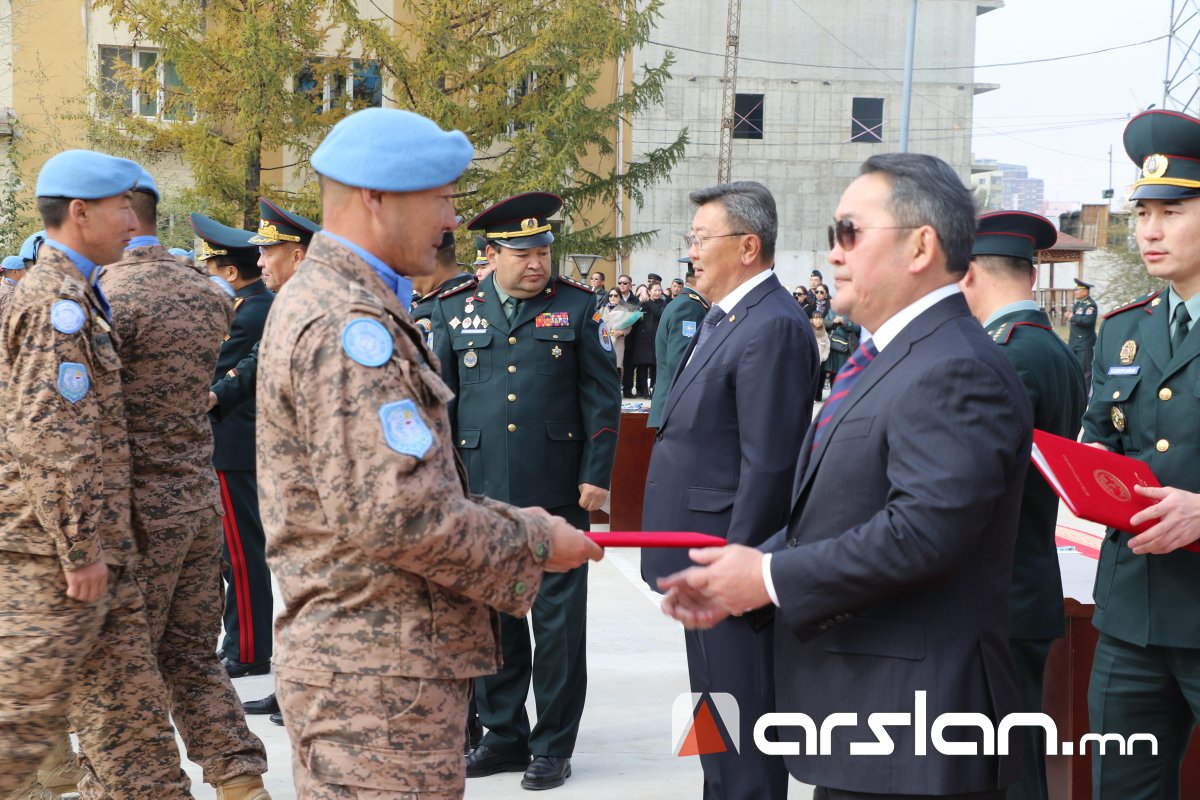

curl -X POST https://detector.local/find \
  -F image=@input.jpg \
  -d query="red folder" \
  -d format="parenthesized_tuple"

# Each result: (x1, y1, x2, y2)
(586, 531, 727, 549)
(1031, 429, 1161, 535)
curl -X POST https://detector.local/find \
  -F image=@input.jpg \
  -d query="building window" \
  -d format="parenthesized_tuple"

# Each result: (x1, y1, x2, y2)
(297, 60, 383, 113)
(733, 93, 764, 139)
(99, 46, 193, 120)
(850, 97, 883, 143)
(507, 72, 537, 134)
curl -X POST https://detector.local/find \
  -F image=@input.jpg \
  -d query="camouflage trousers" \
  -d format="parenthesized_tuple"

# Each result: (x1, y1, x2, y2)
(0, 550, 192, 800)
(277, 666, 468, 799)
(79, 507, 268, 797)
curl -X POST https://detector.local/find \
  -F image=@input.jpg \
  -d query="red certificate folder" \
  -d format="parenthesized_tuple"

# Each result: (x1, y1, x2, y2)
(586, 531, 727, 549)
(1031, 429, 1160, 535)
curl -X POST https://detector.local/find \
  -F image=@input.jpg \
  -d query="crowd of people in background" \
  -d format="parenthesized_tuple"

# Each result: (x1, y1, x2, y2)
(592, 269, 680, 399)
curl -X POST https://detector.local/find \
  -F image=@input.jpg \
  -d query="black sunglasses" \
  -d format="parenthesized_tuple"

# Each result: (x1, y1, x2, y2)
(828, 219, 918, 251)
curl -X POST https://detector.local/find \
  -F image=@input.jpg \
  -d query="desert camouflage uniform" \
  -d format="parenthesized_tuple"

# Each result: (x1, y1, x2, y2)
(257, 233, 555, 799)
(81, 244, 267, 792)
(0, 245, 192, 799)
(0, 277, 17, 322)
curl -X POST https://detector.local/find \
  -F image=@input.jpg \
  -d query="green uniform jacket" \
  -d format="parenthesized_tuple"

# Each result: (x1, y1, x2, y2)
(646, 286, 709, 428)
(411, 272, 475, 350)
(428, 273, 621, 509)
(987, 309, 1087, 639)
(1081, 290, 1200, 647)
(824, 311, 860, 374)
(1068, 296, 1098, 350)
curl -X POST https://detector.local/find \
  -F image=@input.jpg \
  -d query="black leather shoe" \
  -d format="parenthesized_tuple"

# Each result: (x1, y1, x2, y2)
(222, 657, 271, 678)
(465, 744, 529, 778)
(269, 712, 284, 726)
(243, 693, 280, 715)
(521, 756, 571, 790)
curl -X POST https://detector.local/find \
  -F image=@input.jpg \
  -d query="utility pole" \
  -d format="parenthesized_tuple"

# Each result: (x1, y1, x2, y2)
(899, 0, 918, 152)
(717, 0, 742, 183)
(1162, 0, 1200, 113)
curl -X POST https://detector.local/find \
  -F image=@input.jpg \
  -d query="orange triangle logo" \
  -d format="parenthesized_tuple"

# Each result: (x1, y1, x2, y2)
(677, 698, 728, 756)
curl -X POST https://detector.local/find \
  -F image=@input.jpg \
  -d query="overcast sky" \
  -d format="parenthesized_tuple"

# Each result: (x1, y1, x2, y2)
(970, 0, 1186, 205)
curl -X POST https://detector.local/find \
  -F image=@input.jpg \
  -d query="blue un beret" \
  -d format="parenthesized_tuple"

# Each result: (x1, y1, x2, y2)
(134, 165, 160, 202)
(18, 230, 46, 262)
(311, 108, 473, 192)
(35, 149, 144, 200)
(2, 255, 24, 271)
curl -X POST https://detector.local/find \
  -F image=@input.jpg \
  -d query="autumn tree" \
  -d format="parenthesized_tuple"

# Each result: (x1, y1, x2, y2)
(330, 0, 687, 260)
(88, 0, 352, 225)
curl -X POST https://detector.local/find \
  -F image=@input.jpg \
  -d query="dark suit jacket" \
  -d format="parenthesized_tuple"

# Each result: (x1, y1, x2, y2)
(211, 279, 272, 471)
(642, 272, 818, 582)
(767, 292, 1031, 795)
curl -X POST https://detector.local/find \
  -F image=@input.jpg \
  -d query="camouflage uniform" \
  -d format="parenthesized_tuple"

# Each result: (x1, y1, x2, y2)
(0, 277, 17, 321)
(92, 243, 269, 790)
(257, 234, 557, 798)
(0, 245, 192, 799)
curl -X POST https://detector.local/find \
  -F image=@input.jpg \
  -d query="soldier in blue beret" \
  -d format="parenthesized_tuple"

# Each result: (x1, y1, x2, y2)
(191, 212, 277, 683)
(1081, 109, 1200, 800)
(18, 229, 46, 265)
(0, 254, 25, 320)
(428, 192, 621, 790)
(959, 210, 1087, 800)
(0, 150, 195, 798)
(257, 108, 601, 799)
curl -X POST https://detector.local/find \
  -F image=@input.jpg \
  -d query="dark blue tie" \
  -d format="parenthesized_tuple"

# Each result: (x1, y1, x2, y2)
(811, 339, 879, 451)
(690, 303, 724, 358)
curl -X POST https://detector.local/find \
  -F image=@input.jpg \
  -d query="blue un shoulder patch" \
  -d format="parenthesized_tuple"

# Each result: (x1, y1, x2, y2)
(57, 362, 89, 403)
(341, 318, 394, 367)
(379, 399, 433, 459)
(51, 300, 86, 334)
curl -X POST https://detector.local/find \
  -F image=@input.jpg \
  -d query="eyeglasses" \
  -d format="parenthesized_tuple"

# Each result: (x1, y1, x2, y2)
(814, 290, 827, 296)
(617, 280, 631, 286)
(828, 219, 918, 251)
(682, 231, 749, 250)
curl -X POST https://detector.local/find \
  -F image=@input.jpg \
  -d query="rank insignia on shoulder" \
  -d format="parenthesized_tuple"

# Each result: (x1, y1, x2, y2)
(682, 320, 697, 338)
(341, 318, 394, 367)
(598, 320, 613, 352)
(57, 362, 89, 404)
(379, 399, 433, 459)
(50, 300, 86, 335)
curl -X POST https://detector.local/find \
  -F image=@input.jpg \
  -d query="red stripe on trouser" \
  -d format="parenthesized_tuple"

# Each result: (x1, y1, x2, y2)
(218, 471, 256, 663)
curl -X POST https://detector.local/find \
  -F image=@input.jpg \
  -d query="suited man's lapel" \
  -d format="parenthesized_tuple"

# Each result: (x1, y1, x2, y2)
(796, 293, 969, 495)
(658, 273, 783, 427)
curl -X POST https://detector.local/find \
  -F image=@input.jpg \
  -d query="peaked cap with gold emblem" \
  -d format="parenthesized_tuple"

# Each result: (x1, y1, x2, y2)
(189, 212, 257, 263)
(1124, 109, 1200, 200)
(248, 197, 321, 247)
(468, 192, 562, 249)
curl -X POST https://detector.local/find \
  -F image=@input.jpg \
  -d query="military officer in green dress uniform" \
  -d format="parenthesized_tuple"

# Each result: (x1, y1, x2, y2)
(1068, 278, 1099, 393)
(960, 210, 1088, 800)
(1081, 109, 1200, 800)
(427, 192, 621, 791)
(646, 257, 709, 428)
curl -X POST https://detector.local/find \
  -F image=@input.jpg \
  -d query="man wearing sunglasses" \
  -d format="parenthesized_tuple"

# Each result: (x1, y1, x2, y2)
(660, 154, 1032, 800)
(642, 180, 817, 800)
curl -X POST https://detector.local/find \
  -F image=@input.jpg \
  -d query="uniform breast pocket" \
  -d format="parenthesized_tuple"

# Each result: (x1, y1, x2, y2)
(454, 428, 482, 489)
(533, 328, 576, 376)
(451, 333, 492, 384)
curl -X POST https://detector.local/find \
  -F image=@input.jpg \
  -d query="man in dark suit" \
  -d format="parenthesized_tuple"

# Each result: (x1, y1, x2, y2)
(960, 211, 1087, 800)
(642, 181, 818, 800)
(193, 212, 275, 679)
(661, 154, 1032, 800)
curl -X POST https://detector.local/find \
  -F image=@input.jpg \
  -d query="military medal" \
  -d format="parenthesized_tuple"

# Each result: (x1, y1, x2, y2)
(449, 316, 461, 330)
(464, 302, 475, 315)
(1119, 340, 1137, 365)
(1111, 405, 1126, 432)
(464, 349, 479, 368)
(551, 345, 563, 359)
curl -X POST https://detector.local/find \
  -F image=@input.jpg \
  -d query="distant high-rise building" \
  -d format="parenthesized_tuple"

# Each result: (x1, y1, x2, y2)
(972, 158, 1045, 214)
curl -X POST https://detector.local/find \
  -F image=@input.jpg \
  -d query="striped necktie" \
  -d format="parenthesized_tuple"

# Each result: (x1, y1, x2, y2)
(811, 339, 879, 451)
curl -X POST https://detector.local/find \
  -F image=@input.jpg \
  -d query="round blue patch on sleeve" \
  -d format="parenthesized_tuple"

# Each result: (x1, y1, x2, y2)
(341, 318, 394, 367)
(50, 300, 86, 334)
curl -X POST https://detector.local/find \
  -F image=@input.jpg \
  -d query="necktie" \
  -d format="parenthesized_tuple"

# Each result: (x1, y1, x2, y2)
(811, 339, 879, 451)
(1171, 303, 1191, 355)
(504, 297, 521, 323)
(691, 304, 724, 355)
